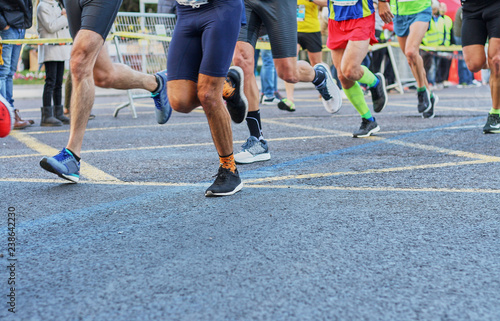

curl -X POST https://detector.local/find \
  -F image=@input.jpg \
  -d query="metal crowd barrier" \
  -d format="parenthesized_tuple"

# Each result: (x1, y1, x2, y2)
(111, 12, 176, 118)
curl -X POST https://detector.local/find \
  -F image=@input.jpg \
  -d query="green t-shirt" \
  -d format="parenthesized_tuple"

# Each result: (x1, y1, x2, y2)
(390, 0, 431, 16)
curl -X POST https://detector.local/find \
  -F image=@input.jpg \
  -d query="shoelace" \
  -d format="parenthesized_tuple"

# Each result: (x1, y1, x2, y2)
(223, 78, 235, 98)
(360, 119, 370, 129)
(316, 81, 332, 100)
(54, 150, 72, 162)
(213, 167, 228, 180)
(152, 93, 163, 110)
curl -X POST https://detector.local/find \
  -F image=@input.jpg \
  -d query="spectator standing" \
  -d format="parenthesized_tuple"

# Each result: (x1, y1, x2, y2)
(255, 36, 282, 106)
(435, 1, 454, 88)
(422, 1, 445, 89)
(0, 0, 34, 129)
(37, 0, 72, 126)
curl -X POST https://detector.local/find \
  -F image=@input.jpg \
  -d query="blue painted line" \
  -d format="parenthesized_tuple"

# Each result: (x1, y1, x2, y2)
(242, 116, 484, 179)
(17, 185, 193, 231)
(17, 117, 483, 231)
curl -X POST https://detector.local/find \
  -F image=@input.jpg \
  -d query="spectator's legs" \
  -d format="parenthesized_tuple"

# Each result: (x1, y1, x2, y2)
(260, 49, 276, 98)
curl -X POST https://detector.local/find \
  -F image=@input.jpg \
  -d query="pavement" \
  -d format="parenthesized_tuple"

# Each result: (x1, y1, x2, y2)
(1, 82, 500, 320)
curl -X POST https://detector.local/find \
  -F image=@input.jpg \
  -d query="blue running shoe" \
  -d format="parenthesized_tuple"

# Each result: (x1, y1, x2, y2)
(40, 148, 80, 183)
(151, 70, 172, 124)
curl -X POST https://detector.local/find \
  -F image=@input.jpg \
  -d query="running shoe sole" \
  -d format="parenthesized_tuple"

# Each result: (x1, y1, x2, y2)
(234, 152, 271, 164)
(372, 73, 388, 113)
(353, 125, 380, 138)
(277, 99, 295, 112)
(39, 158, 79, 183)
(226, 66, 248, 124)
(205, 182, 243, 197)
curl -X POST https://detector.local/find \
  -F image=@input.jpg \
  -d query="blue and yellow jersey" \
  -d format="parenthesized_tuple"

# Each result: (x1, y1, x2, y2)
(328, 0, 374, 22)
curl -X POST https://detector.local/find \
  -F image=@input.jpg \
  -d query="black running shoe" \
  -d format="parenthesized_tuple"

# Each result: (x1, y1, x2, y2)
(483, 113, 500, 134)
(370, 73, 388, 113)
(223, 66, 248, 124)
(205, 166, 243, 197)
(277, 98, 295, 112)
(423, 93, 438, 119)
(353, 118, 380, 138)
(417, 89, 431, 113)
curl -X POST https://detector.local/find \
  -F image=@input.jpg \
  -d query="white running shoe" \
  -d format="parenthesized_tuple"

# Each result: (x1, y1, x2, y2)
(234, 136, 271, 164)
(313, 62, 342, 114)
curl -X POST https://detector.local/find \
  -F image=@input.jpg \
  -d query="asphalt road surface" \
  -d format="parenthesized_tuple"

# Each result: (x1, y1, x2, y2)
(1, 84, 499, 320)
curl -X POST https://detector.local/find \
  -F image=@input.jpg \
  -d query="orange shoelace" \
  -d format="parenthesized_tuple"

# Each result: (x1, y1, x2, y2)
(222, 78, 235, 99)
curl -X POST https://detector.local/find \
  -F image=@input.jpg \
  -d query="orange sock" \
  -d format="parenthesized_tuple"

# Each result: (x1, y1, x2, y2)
(219, 153, 237, 173)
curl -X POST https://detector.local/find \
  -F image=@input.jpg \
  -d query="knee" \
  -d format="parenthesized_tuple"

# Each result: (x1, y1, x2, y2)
(405, 49, 419, 65)
(338, 74, 353, 89)
(69, 49, 94, 81)
(277, 69, 298, 83)
(168, 95, 190, 113)
(341, 65, 360, 81)
(465, 57, 485, 73)
(489, 55, 500, 74)
(233, 52, 254, 77)
(93, 68, 114, 88)
(197, 87, 220, 112)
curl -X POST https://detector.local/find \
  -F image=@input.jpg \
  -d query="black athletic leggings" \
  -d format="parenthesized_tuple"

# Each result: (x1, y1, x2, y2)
(43, 61, 65, 107)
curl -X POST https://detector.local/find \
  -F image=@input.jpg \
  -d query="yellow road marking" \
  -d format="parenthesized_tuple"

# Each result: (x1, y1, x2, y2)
(9, 131, 120, 182)
(264, 119, 352, 136)
(1, 178, 500, 194)
(1, 134, 340, 158)
(244, 159, 493, 184)
(245, 184, 500, 194)
(27, 121, 209, 135)
(265, 118, 498, 161)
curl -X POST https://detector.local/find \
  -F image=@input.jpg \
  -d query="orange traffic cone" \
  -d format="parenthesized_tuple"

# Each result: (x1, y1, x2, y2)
(448, 54, 459, 85)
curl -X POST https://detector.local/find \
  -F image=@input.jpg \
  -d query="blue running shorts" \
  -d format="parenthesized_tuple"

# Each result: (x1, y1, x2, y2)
(393, 7, 432, 38)
(167, 0, 244, 82)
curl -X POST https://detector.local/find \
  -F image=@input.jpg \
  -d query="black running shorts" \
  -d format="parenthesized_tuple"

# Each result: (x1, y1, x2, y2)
(238, 0, 297, 59)
(64, 0, 123, 40)
(462, 0, 500, 47)
(298, 31, 323, 53)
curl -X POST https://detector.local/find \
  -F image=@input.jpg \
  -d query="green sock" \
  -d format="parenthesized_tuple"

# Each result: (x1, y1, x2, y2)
(490, 108, 500, 115)
(344, 82, 371, 118)
(417, 87, 427, 93)
(358, 65, 378, 87)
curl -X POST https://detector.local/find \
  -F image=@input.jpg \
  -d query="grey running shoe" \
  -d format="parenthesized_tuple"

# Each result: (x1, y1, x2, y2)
(40, 148, 80, 183)
(353, 118, 380, 138)
(423, 94, 438, 119)
(370, 73, 388, 113)
(313, 62, 342, 114)
(234, 136, 271, 164)
(261, 95, 281, 105)
(417, 89, 431, 113)
(151, 70, 172, 124)
(205, 166, 243, 197)
(223, 66, 248, 124)
(483, 113, 500, 134)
